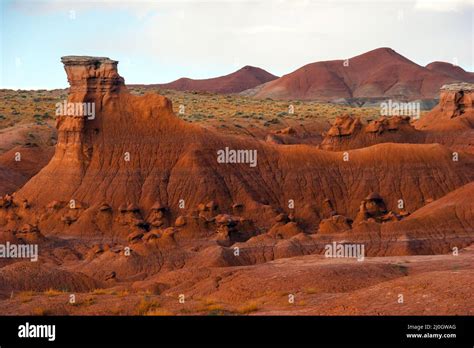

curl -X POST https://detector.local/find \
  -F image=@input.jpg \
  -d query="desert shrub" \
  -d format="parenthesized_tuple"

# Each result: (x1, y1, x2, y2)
(237, 302, 259, 314)
(135, 297, 160, 315)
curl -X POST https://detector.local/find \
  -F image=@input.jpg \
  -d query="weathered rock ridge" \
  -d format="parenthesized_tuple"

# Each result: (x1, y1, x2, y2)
(320, 115, 424, 151)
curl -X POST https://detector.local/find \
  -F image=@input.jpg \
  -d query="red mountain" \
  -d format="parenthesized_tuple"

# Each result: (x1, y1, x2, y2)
(426, 61, 474, 83)
(151, 65, 278, 94)
(252, 48, 471, 101)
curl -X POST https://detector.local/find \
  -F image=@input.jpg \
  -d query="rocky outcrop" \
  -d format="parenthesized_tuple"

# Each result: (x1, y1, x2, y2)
(413, 83, 474, 154)
(416, 83, 474, 131)
(320, 115, 423, 151)
(62, 56, 125, 98)
(318, 215, 352, 234)
(320, 84, 474, 154)
(326, 115, 363, 137)
(353, 193, 403, 225)
(365, 115, 412, 133)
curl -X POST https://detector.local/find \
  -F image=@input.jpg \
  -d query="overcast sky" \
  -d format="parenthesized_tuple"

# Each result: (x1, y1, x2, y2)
(1, 0, 473, 89)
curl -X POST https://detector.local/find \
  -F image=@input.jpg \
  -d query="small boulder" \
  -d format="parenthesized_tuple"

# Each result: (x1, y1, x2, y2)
(99, 203, 112, 212)
(118, 204, 128, 213)
(47, 200, 62, 210)
(275, 213, 289, 223)
(105, 271, 116, 281)
(19, 223, 40, 234)
(109, 246, 122, 254)
(126, 203, 140, 212)
(232, 203, 244, 210)
(175, 215, 186, 227)
(215, 214, 236, 226)
(319, 215, 352, 234)
(127, 230, 144, 243)
(61, 215, 77, 225)
(92, 244, 104, 254)
(206, 201, 218, 211)
(150, 202, 166, 211)
(143, 231, 161, 241)
(276, 126, 295, 135)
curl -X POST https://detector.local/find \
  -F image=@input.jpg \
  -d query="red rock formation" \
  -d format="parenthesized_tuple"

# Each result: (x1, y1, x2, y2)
(1, 56, 473, 249)
(353, 193, 401, 225)
(318, 215, 352, 234)
(3, 57, 474, 315)
(416, 82, 474, 131)
(320, 115, 423, 151)
(326, 115, 363, 137)
(413, 82, 474, 154)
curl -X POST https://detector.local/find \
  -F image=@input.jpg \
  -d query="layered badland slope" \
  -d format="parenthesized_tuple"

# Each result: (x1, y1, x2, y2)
(0, 146, 55, 196)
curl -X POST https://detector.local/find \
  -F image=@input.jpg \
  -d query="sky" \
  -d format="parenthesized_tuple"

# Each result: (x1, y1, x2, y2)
(0, 0, 473, 89)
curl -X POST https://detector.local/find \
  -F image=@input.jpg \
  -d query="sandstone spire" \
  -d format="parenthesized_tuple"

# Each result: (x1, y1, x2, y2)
(61, 56, 125, 102)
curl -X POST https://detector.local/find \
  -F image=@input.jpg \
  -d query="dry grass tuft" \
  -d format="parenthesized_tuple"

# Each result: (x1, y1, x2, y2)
(237, 302, 259, 314)
(135, 297, 161, 315)
(44, 288, 63, 297)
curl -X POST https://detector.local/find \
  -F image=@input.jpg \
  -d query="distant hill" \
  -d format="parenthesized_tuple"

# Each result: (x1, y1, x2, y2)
(249, 47, 472, 101)
(425, 61, 474, 83)
(145, 66, 278, 94)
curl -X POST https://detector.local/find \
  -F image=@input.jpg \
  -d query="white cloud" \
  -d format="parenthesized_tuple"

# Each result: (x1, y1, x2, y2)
(6, 0, 473, 83)
(414, 0, 474, 12)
